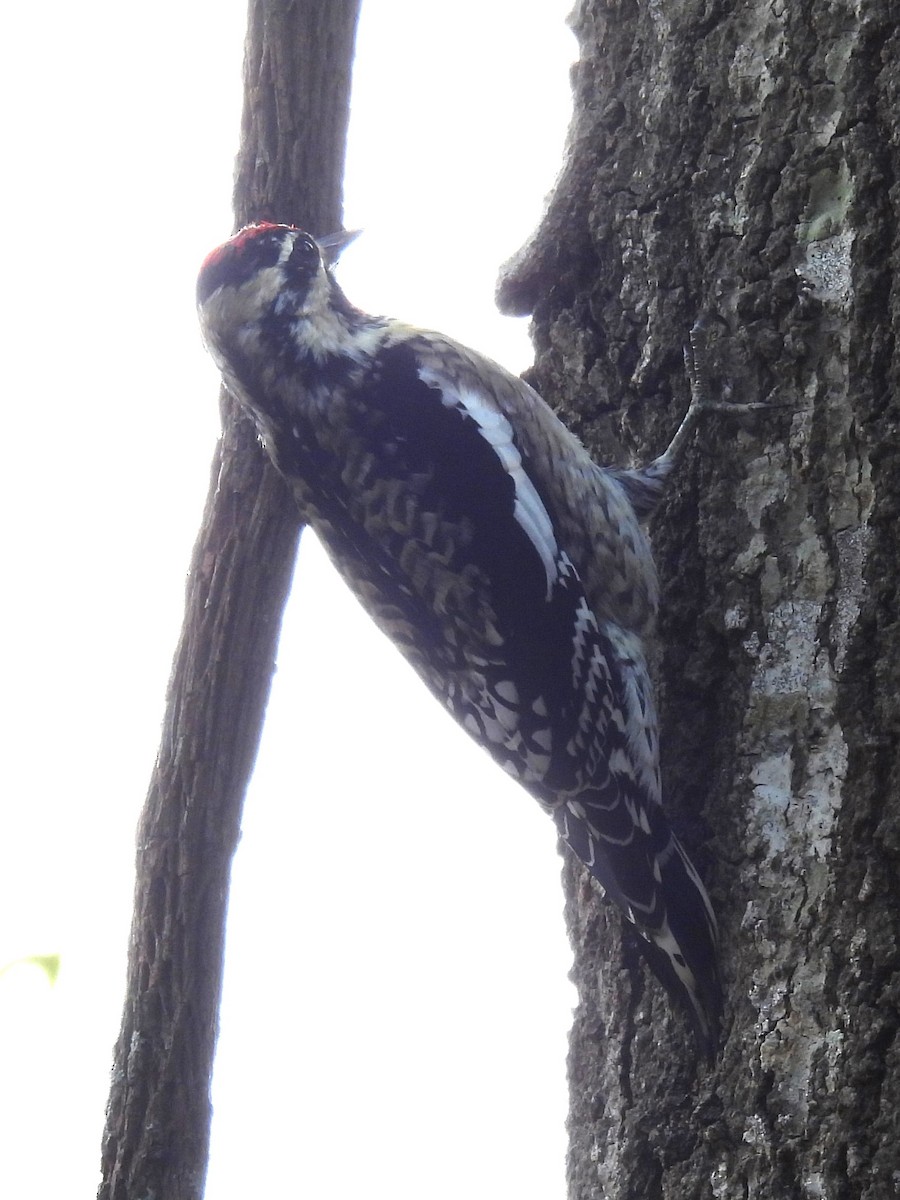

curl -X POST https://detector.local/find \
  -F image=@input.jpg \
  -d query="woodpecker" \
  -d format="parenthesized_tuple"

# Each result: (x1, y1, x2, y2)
(197, 222, 723, 1054)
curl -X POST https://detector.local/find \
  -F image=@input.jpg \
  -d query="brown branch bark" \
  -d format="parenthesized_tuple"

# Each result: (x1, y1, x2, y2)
(97, 4, 360, 1198)
(500, 2, 900, 1196)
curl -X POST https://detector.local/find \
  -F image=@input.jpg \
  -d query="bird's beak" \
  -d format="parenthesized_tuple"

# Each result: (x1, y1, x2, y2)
(318, 229, 362, 266)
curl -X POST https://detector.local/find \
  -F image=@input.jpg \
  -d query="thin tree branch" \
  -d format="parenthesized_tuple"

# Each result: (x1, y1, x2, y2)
(98, 4, 361, 1197)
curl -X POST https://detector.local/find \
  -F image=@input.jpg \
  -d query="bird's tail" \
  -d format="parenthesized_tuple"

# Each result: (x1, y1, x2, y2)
(632, 831, 722, 1058)
(556, 796, 721, 1056)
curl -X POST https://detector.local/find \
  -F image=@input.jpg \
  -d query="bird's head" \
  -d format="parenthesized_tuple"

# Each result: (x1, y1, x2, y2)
(197, 223, 360, 367)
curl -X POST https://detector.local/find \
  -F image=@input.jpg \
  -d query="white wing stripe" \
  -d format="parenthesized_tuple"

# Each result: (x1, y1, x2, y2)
(421, 371, 559, 596)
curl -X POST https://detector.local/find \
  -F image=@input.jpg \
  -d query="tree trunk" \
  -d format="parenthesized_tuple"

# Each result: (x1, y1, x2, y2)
(499, 1, 900, 1196)
(97, 4, 360, 1198)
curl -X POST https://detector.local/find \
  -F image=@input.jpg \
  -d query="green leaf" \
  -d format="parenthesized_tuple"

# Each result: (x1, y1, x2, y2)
(0, 954, 61, 985)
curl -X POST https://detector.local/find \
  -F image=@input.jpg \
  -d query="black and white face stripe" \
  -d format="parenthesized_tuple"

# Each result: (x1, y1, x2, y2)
(197, 223, 305, 305)
(197, 223, 361, 321)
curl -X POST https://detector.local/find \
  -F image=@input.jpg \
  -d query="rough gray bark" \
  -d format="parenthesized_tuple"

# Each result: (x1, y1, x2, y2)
(97, 4, 360, 1198)
(499, 2, 899, 1196)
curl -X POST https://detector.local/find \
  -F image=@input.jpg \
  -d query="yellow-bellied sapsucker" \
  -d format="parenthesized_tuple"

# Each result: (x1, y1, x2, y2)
(197, 222, 722, 1054)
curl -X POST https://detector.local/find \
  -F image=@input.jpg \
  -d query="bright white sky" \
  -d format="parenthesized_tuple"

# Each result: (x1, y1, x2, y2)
(0, 3, 577, 1196)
